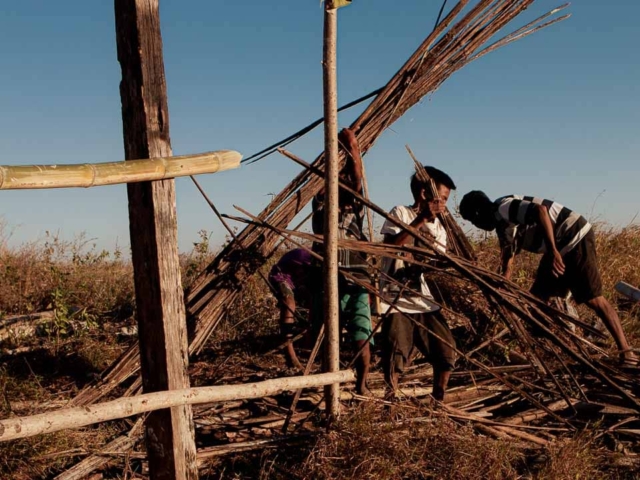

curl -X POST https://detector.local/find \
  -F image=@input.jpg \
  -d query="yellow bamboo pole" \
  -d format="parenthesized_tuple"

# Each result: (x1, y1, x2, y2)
(0, 150, 241, 190)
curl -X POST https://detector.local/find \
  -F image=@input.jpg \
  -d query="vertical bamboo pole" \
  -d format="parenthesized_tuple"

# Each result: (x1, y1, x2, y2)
(322, 0, 340, 417)
(114, 0, 197, 478)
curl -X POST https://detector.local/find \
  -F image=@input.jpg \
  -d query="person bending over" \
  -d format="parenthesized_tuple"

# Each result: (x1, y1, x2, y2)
(459, 191, 637, 367)
(268, 248, 313, 370)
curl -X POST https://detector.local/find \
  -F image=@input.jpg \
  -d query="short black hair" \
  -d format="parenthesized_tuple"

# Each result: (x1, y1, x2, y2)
(459, 190, 492, 221)
(410, 165, 456, 200)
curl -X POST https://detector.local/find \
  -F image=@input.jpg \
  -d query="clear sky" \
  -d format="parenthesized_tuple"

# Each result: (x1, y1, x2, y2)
(1, 0, 638, 254)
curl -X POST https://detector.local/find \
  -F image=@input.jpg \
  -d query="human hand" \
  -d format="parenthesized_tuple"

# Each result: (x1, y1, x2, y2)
(551, 249, 565, 278)
(418, 198, 445, 222)
(338, 127, 358, 148)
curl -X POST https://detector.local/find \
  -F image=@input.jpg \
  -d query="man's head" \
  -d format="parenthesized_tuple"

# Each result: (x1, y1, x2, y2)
(410, 166, 456, 205)
(459, 190, 497, 231)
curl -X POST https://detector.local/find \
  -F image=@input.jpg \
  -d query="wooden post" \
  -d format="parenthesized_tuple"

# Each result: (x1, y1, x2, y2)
(114, 1, 198, 479)
(322, 0, 341, 417)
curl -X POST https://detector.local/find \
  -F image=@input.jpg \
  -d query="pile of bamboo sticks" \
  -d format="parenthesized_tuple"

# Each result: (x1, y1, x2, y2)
(227, 192, 640, 412)
(53, 362, 640, 478)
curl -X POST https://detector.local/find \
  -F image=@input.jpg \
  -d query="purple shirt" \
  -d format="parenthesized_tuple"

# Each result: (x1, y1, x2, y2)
(268, 248, 313, 292)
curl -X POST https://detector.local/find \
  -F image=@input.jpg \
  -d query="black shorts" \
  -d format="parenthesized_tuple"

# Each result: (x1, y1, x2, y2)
(382, 311, 456, 374)
(530, 229, 602, 304)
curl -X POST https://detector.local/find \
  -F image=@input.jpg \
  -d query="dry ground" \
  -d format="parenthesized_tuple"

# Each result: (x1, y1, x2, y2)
(1, 223, 639, 479)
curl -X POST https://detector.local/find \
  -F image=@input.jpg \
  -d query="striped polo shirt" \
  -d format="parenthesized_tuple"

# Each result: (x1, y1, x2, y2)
(494, 195, 592, 256)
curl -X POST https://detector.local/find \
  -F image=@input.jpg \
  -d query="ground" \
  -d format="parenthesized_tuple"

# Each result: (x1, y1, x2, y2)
(1, 224, 640, 479)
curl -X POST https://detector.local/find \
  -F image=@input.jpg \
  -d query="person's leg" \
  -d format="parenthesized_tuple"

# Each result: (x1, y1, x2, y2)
(275, 283, 304, 370)
(570, 231, 637, 365)
(432, 370, 451, 402)
(281, 320, 303, 370)
(422, 312, 456, 402)
(584, 296, 636, 364)
(382, 312, 412, 397)
(354, 339, 371, 396)
(530, 254, 562, 304)
(342, 286, 373, 395)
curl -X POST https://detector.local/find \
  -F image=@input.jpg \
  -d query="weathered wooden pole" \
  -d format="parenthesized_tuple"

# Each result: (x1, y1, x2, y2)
(114, 0, 197, 478)
(0, 370, 357, 442)
(322, 0, 341, 417)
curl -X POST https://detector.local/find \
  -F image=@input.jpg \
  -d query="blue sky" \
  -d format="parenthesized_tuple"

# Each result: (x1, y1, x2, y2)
(1, 0, 638, 254)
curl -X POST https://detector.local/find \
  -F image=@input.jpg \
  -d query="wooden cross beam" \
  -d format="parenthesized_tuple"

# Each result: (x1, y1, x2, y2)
(0, 151, 241, 190)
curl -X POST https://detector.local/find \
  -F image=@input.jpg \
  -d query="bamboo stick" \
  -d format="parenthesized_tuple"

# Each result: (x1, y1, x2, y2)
(196, 434, 314, 463)
(54, 418, 144, 480)
(0, 370, 356, 442)
(0, 150, 241, 190)
(282, 327, 325, 433)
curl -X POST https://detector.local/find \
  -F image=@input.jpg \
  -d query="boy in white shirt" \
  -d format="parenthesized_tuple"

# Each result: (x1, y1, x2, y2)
(379, 166, 457, 401)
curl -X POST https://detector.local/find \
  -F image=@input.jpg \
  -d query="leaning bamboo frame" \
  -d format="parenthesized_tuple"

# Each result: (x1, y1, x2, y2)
(0, 370, 356, 442)
(0, 150, 241, 190)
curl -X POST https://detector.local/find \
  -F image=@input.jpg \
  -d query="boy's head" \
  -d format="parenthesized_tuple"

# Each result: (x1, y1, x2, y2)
(410, 165, 456, 204)
(459, 190, 497, 231)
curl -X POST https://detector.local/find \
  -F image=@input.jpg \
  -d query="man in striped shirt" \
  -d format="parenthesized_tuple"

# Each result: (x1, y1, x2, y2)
(459, 191, 637, 366)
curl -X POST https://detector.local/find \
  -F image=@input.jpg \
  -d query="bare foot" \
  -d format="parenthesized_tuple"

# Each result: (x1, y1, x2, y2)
(620, 351, 639, 367)
(285, 343, 304, 371)
(285, 355, 304, 371)
(356, 384, 372, 397)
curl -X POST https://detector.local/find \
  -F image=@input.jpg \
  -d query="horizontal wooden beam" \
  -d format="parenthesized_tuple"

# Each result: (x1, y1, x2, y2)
(0, 150, 241, 190)
(0, 370, 355, 442)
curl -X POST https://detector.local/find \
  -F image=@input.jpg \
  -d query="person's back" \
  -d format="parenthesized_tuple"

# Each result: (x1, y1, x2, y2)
(493, 195, 591, 257)
(309, 127, 373, 395)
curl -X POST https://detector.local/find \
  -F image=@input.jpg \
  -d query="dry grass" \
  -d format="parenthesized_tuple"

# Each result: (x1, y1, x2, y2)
(0, 227, 134, 317)
(1, 222, 639, 479)
(206, 403, 631, 480)
(471, 224, 640, 348)
(301, 402, 521, 480)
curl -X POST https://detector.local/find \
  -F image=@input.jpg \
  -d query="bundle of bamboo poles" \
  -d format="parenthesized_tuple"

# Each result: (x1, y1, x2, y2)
(71, 0, 571, 408)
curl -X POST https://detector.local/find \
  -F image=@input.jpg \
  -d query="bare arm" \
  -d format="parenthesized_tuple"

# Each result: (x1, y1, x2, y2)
(339, 128, 363, 194)
(279, 295, 296, 325)
(384, 210, 436, 246)
(535, 204, 565, 277)
(500, 249, 515, 281)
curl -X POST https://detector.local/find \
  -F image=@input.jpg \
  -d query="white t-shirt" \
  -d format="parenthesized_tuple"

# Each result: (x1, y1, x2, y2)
(379, 205, 447, 314)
